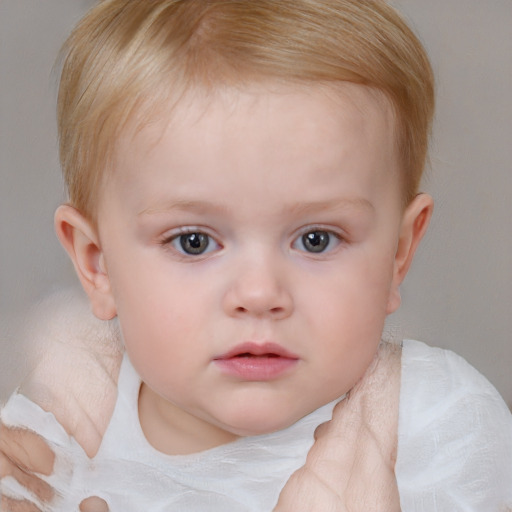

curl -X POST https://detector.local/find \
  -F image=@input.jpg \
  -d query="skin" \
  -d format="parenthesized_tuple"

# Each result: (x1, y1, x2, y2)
(0, 82, 432, 509)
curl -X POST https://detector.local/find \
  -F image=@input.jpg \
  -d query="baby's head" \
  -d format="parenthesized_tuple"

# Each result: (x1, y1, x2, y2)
(58, 0, 434, 221)
(55, 0, 435, 451)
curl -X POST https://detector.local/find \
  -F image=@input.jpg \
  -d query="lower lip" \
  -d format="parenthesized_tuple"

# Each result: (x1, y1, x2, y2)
(214, 356, 298, 380)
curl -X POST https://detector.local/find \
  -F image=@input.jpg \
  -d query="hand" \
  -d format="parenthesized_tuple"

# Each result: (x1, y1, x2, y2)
(0, 431, 108, 512)
(0, 290, 122, 511)
(273, 342, 402, 512)
(0, 424, 54, 511)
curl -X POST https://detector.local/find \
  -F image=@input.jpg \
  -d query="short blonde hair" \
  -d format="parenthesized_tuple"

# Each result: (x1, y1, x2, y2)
(58, 0, 434, 220)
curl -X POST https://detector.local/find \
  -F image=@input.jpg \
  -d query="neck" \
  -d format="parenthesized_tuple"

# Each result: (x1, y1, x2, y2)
(138, 382, 240, 455)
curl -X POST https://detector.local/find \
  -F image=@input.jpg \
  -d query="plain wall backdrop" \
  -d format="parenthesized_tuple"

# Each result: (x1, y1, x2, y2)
(1, 0, 511, 406)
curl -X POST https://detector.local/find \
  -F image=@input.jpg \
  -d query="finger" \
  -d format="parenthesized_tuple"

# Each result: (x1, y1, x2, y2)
(273, 466, 345, 512)
(0, 495, 42, 512)
(313, 420, 328, 441)
(0, 452, 54, 503)
(79, 496, 110, 512)
(312, 400, 363, 456)
(0, 424, 55, 476)
(313, 398, 353, 441)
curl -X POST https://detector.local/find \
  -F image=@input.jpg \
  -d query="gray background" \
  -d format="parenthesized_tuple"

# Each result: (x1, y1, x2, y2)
(1, 0, 511, 406)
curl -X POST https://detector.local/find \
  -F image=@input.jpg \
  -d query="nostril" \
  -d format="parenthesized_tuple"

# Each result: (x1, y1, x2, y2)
(225, 286, 293, 318)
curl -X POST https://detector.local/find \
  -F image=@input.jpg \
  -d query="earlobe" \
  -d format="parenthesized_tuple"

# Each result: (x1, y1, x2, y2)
(54, 205, 117, 320)
(387, 193, 434, 314)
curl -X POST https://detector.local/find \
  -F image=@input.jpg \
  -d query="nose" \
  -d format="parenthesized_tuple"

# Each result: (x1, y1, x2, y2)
(223, 256, 293, 320)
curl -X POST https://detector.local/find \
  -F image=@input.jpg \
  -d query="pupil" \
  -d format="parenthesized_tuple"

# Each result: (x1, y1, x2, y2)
(181, 233, 208, 254)
(303, 231, 329, 253)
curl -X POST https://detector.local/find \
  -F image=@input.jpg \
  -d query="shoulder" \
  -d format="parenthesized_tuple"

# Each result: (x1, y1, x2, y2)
(399, 339, 511, 423)
(397, 339, 512, 511)
(399, 339, 506, 408)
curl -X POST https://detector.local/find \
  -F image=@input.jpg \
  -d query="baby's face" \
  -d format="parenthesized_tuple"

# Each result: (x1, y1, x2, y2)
(96, 83, 405, 453)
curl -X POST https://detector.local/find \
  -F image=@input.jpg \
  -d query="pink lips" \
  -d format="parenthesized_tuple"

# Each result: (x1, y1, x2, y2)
(213, 342, 299, 381)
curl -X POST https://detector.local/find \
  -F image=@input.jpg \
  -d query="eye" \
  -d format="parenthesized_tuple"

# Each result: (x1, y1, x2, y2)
(178, 233, 210, 254)
(165, 231, 219, 256)
(294, 229, 340, 254)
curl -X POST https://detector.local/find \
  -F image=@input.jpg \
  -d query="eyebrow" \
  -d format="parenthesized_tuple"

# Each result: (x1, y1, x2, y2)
(138, 200, 230, 217)
(285, 198, 375, 217)
(138, 197, 374, 217)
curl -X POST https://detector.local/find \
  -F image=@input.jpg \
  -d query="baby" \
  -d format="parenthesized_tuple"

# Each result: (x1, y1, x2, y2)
(1, 0, 511, 511)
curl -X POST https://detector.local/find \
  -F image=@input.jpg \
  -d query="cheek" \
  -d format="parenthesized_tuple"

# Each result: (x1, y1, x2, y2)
(107, 260, 208, 357)
(300, 250, 395, 358)
(309, 279, 388, 394)
(118, 300, 201, 393)
(309, 251, 395, 321)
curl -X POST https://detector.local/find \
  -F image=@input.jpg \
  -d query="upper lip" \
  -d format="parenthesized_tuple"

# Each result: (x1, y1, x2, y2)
(213, 342, 299, 360)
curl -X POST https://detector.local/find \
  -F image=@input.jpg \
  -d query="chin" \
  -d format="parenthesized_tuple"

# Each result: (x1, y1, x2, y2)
(221, 408, 307, 438)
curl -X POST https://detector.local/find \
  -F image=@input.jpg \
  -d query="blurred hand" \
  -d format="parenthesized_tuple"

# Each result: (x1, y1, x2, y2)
(0, 424, 54, 511)
(273, 342, 402, 512)
(0, 290, 121, 511)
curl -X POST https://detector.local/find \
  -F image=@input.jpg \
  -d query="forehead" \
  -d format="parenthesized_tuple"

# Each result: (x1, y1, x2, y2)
(108, 82, 400, 207)
(120, 81, 396, 159)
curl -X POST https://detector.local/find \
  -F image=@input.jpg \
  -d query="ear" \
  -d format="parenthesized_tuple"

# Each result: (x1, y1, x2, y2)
(54, 205, 117, 320)
(386, 193, 434, 314)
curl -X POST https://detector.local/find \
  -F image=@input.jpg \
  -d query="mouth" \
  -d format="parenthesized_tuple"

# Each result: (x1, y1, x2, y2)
(213, 342, 299, 381)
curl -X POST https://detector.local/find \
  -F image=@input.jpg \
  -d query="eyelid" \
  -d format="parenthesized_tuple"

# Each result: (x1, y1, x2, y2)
(294, 224, 346, 241)
(160, 225, 218, 242)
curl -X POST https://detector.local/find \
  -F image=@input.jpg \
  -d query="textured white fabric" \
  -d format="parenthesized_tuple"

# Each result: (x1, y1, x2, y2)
(397, 340, 512, 511)
(2, 340, 511, 511)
